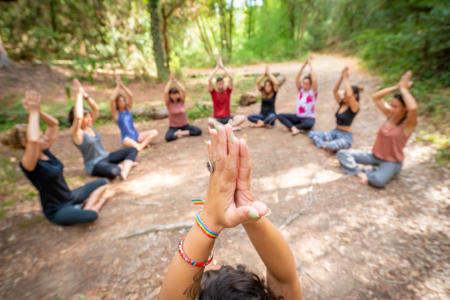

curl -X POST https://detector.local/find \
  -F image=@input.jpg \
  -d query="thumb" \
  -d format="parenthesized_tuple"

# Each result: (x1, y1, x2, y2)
(228, 205, 262, 226)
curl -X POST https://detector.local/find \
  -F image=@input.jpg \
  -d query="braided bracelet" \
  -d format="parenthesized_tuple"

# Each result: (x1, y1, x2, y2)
(178, 236, 214, 267)
(196, 210, 220, 239)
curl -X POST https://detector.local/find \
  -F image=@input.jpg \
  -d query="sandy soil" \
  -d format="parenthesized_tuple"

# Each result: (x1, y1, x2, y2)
(0, 54, 449, 300)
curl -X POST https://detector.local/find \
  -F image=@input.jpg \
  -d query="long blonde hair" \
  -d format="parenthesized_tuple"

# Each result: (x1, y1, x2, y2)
(0, 124, 28, 150)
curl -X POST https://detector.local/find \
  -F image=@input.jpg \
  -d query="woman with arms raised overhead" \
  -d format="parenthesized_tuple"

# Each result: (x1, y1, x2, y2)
(159, 123, 303, 300)
(277, 56, 318, 135)
(164, 70, 202, 142)
(308, 67, 360, 153)
(1, 91, 111, 226)
(337, 71, 417, 188)
(248, 64, 279, 128)
(110, 75, 158, 151)
(69, 79, 138, 180)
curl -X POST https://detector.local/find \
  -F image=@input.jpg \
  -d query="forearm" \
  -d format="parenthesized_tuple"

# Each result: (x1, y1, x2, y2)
(74, 93, 84, 119)
(267, 73, 278, 85)
(399, 87, 418, 110)
(164, 79, 173, 94)
(296, 65, 306, 81)
(86, 97, 100, 112)
(343, 77, 353, 98)
(39, 111, 59, 127)
(159, 224, 216, 300)
(222, 66, 233, 79)
(110, 85, 121, 101)
(256, 74, 265, 88)
(333, 76, 343, 93)
(121, 83, 133, 98)
(209, 66, 219, 81)
(372, 86, 396, 100)
(174, 79, 186, 92)
(27, 112, 41, 142)
(243, 218, 297, 284)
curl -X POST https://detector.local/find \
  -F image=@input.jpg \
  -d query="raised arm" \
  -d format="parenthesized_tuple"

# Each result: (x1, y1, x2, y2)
(266, 65, 279, 92)
(333, 68, 345, 104)
(398, 71, 418, 136)
(244, 218, 303, 299)
(309, 59, 318, 93)
(295, 58, 309, 91)
(342, 69, 359, 113)
(110, 75, 121, 119)
(219, 56, 233, 90)
(40, 110, 59, 149)
(174, 78, 186, 102)
(208, 57, 220, 92)
(256, 72, 265, 91)
(20, 91, 43, 172)
(73, 79, 100, 122)
(164, 71, 174, 105)
(120, 79, 134, 110)
(159, 124, 268, 300)
(371, 86, 396, 117)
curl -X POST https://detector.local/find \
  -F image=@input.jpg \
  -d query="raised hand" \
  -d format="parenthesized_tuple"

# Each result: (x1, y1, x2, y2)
(398, 71, 413, 90)
(202, 124, 267, 233)
(115, 74, 122, 86)
(218, 55, 224, 68)
(342, 66, 349, 78)
(265, 64, 269, 75)
(22, 90, 41, 113)
(73, 78, 87, 98)
(169, 69, 175, 80)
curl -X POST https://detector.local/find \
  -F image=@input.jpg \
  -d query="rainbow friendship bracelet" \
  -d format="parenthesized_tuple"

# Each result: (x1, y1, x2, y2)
(191, 199, 205, 205)
(196, 210, 219, 239)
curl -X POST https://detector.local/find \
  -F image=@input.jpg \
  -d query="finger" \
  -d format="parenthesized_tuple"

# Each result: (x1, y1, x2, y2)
(204, 140, 211, 156)
(216, 124, 228, 172)
(238, 138, 252, 183)
(251, 201, 269, 217)
(210, 127, 218, 167)
(222, 136, 240, 184)
(227, 205, 262, 226)
(224, 123, 233, 154)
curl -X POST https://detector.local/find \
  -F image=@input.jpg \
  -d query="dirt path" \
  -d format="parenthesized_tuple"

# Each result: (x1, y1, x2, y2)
(1, 54, 449, 300)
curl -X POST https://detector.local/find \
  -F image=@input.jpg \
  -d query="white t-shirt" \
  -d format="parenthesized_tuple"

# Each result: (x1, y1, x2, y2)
(296, 84, 318, 118)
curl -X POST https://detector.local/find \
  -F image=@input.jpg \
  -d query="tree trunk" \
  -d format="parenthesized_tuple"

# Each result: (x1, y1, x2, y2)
(196, 16, 212, 56)
(162, 12, 170, 68)
(228, 0, 234, 57)
(49, 0, 57, 32)
(0, 35, 14, 69)
(148, 0, 168, 80)
(298, 10, 308, 56)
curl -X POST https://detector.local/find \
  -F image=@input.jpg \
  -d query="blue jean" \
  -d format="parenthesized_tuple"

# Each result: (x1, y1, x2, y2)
(248, 113, 277, 125)
(308, 128, 353, 152)
(277, 114, 315, 130)
(337, 149, 402, 188)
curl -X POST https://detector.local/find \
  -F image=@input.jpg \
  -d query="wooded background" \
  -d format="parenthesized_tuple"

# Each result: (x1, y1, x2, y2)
(0, 0, 449, 119)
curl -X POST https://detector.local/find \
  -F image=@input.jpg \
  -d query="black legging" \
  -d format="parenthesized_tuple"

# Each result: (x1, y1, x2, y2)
(91, 147, 138, 179)
(277, 114, 315, 130)
(47, 178, 109, 226)
(165, 124, 202, 142)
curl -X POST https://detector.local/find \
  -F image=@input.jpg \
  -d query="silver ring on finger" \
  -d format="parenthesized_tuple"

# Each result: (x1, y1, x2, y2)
(206, 161, 216, 173)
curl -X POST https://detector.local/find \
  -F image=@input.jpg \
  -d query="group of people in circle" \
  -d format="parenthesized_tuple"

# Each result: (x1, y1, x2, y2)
(0, 54, 418, 300)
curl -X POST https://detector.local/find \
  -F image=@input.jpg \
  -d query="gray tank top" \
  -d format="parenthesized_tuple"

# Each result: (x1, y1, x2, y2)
(73, 127, 109, 174)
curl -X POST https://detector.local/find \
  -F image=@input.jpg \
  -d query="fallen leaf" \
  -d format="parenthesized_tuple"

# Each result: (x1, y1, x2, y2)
(342, 237, 352, 244)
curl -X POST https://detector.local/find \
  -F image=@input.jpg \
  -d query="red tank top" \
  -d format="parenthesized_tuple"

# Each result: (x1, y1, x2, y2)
(167, 100, 189, 128)
(372, 119, 409, 162)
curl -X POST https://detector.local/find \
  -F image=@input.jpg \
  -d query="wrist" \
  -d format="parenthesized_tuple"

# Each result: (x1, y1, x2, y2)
(198, 210, 224, 234)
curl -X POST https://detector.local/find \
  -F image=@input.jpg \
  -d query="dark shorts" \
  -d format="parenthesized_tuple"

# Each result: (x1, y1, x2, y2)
(215, 116, 234, 124)
(121, 130, 139, 144)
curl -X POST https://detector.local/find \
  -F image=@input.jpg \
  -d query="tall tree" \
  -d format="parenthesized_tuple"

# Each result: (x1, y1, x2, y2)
(148, 0, 169, 80)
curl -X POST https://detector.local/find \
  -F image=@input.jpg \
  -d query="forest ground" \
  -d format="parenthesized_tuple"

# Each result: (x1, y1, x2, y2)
(0, 54, 449, 300)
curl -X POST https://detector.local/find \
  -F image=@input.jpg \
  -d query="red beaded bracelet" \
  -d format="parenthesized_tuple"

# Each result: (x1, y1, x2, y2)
(178, 236, 214, 267)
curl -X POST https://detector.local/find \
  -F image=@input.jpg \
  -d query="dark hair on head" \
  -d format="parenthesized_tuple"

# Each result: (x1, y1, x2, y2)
(393, 93, 408, 125)
(198, 265, 283, 300)
(169, 87, 180, 103)
(262, 79, 274, 97)
(303, 75, 312, 84)
(68, 106, 91, 125)
(115, 94, 127, 110)
(351, 85, 360, 102)
(216, 77, 224, 83)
